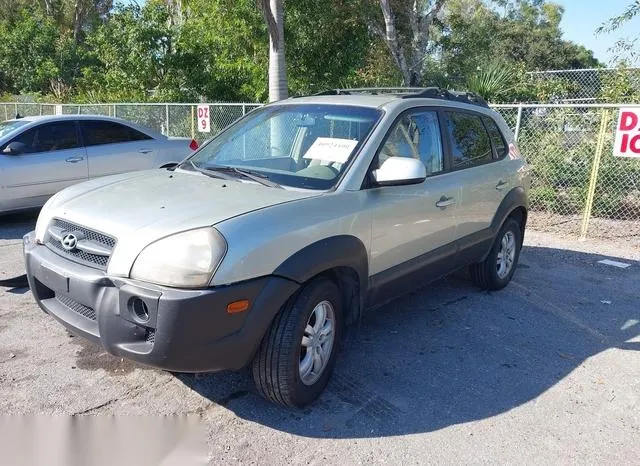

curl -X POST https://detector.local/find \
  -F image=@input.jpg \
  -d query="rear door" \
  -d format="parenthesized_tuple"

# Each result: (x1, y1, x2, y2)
(0, 121, 87, 211)
(442, 110, 507, 244)
(80, 120, 156, 178)
(367, 108, 460, 294)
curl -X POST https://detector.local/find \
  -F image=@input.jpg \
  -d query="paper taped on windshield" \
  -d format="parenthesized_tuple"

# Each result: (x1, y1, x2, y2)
(303, 137, 358, 164)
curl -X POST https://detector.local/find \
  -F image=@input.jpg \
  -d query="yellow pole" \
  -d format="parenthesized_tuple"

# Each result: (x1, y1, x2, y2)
(580, 109, 610, 240)
(191, 105, 195, 140)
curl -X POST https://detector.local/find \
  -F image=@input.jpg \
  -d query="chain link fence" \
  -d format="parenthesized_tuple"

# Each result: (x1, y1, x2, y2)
(2, 101, 639, 242)
(494, 104, 640, 242)
(0, 103, 262, 142)
(526, 67, 640, 103)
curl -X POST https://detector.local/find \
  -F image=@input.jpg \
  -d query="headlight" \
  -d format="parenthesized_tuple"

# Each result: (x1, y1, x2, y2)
(34, 193, 61, 242)
(130, 228, 227, 288)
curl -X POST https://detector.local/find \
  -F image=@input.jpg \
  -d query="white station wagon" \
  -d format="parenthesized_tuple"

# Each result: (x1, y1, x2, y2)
(1, 115, 197, 214)
(24, 88, 530, 407)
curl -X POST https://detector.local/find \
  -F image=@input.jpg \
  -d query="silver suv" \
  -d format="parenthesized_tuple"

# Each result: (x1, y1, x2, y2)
(24, 88, 529, 407)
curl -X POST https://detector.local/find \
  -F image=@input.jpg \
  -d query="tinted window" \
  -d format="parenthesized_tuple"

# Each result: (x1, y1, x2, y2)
(81, 121, 151, 146)
(378, 110, 443, 175)
(445, 112, 493, 168)
(3, 122, 80, 153)
(482, 116, 507, 159)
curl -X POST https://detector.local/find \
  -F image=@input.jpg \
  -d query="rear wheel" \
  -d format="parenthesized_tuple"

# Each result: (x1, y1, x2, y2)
(470, 218, 521, 290)
(252, 278, 343, 407)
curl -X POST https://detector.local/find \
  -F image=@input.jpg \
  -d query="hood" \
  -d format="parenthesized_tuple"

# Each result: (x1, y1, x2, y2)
(41, 169, 320, 276)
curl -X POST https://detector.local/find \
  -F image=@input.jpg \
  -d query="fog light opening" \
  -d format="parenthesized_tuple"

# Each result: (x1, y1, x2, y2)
(130, 297, 150, 322)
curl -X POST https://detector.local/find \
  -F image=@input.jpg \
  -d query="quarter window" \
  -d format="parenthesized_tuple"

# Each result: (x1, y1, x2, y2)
(445, 112, 493, 168)
(378, 110, 444, 175)
(81, 121, 151, 147)
(2, 122, 80, 153)
(482, 116, 508, 159)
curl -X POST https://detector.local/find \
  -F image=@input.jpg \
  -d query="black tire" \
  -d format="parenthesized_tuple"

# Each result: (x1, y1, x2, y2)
(470, 218, 522, 291)
(251, 277, 343, 407)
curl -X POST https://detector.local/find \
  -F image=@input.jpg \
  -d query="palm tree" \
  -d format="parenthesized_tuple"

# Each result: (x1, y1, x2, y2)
(258, 0, 288, 102)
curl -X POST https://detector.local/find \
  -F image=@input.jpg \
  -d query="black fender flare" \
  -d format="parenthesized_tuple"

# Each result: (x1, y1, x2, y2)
(273, 235, 369, 293)
(490, 187, 528, 236)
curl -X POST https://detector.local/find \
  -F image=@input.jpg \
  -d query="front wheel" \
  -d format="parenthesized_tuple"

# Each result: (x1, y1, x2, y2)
(470, 218, 522, 290)
(252, 278, 343, 407)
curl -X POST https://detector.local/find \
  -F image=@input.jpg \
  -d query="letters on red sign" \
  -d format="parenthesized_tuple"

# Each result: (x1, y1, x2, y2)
(620, 133, 640, 154)
(619, 111, 638, 131)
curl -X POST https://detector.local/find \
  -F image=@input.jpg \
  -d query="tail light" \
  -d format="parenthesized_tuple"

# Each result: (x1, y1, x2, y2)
(189, 139, 199, 151)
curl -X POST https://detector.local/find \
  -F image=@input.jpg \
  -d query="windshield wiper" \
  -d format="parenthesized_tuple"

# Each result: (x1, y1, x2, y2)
(206, 166, 283, 189)
(184, 160, 235, 180)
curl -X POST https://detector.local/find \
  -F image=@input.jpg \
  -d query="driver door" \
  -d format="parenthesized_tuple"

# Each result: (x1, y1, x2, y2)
(0, 121, 88, 212)
(366, 109, 460, 300)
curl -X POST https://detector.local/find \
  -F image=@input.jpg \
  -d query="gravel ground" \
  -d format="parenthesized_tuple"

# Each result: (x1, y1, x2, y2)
(1, 211, 639, 464)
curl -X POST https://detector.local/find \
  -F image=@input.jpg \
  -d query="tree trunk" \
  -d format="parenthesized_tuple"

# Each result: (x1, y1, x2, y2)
(376, 0, 447, 87)
(73, 0, 84, 43)
(264, 0, 288, 102)
(379, 0, 411, 86)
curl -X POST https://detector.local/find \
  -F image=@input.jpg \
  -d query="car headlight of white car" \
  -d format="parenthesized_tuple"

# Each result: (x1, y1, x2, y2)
(131, 228, 227, 288)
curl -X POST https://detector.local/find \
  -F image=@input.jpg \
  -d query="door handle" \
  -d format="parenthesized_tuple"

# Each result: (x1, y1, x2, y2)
(65, 156, 84, 163)
(496, 180, 507, 191)
(435, 196, 456, 208)
(138, 149, 153, 154)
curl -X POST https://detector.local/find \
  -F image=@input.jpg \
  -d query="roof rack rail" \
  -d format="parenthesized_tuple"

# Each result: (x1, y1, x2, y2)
(307, 87, 489, 108)
(400, 87, 489, 107)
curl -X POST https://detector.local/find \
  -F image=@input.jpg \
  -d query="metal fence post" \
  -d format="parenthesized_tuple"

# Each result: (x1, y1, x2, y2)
(165, 104, 170, 136)
(242, 104, 246, 116)
(113, 104, 117, 118)
(514, 104, 523, 141)
(191, 105, 195, 140)
(580, 109, 610, 240)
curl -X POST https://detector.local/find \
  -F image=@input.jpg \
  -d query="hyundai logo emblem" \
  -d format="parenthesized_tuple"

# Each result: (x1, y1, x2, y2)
(61, 233, 78, 251)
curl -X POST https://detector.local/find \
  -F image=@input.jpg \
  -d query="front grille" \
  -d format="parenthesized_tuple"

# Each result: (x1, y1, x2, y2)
(146, 329, 155, 344)
(56, 294, 96, 321)
(45, 219, 116, 270)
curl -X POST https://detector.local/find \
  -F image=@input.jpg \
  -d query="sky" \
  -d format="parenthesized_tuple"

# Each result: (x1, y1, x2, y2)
(557, 0, 640, 66)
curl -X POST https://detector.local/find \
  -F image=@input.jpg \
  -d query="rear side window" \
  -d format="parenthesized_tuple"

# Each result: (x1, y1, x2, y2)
(3, 122, 80, 153)
(445, 112, 493, 168)
(81, 121, 152, 147)
(482, 116, 508, 159)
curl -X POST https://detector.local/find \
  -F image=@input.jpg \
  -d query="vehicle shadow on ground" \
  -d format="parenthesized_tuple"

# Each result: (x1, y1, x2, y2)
(0, 211, 38, 241)
(177, 245, 639, 438)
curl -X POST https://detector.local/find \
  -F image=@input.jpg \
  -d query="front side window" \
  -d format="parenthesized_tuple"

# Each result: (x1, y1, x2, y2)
(377, 110, 443, 175)
(81, 121, 151, 147)
(2, 122, 80, 153)
(445, 112, 493, 168)
(186, 104, 382, 190)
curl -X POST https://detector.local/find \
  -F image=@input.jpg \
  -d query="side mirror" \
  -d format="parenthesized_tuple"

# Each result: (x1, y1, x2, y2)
(373, 157, 427, 186)
(2, 141, 26, 155)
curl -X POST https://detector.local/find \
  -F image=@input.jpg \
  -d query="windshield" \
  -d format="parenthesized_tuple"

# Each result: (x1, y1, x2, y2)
(0, 120, 27, 139)
(185, 104, 382, 190)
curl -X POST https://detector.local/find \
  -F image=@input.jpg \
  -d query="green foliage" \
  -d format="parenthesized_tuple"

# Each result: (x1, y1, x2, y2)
(0, 0, 611, 103)
(598, 66, 640, 102)
(440, 0, 601, 90)
(465, 62, 518, 101)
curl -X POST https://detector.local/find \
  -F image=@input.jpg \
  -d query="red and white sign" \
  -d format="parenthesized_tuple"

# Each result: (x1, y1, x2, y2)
(197, 105, 210, 133)
(614, 108, 640, 158)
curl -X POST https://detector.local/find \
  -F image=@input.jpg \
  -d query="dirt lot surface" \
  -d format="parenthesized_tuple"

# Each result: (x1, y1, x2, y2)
(1, 211, 639, 464)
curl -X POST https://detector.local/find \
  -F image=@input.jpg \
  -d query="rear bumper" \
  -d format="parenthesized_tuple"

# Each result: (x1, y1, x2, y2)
(23, 232, 299, 372)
